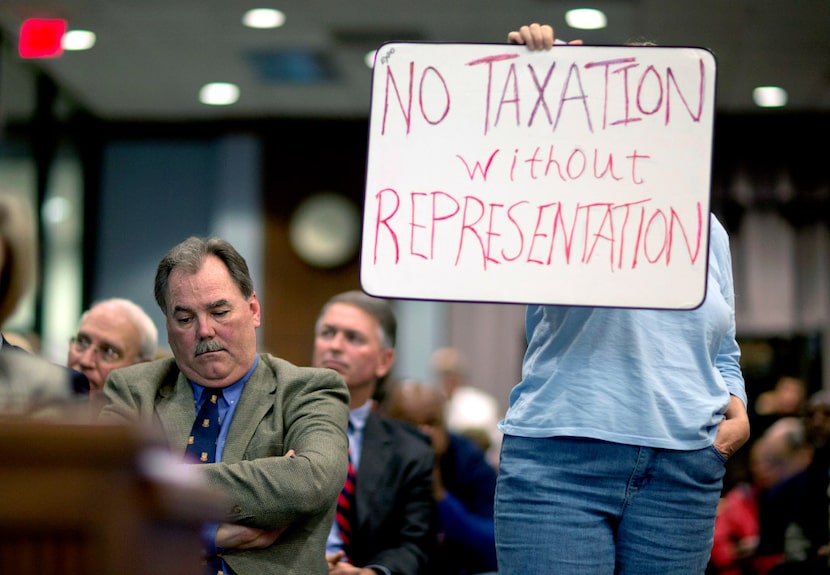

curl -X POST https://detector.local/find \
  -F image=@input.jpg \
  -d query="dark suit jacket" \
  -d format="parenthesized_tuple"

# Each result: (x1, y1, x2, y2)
(351, 412, 435, 575)
(98, 353, 350, 575)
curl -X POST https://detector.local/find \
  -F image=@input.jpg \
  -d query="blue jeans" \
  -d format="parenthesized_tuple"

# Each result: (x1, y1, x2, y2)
(494, 435, 726, 575)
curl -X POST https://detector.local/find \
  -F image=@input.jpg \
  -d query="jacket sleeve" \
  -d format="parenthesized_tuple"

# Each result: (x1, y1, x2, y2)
(361, 426, 436, 575)
(199, 365, 350, 529)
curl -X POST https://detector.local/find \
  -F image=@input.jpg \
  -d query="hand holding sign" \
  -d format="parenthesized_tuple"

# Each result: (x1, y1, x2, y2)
(506, 22, 584, 48)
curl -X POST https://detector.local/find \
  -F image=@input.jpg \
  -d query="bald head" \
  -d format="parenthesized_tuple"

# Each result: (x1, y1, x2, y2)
(68, 298, 158, 393)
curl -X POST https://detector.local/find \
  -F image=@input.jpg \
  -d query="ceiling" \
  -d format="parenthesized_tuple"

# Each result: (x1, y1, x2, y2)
(1, 0, 829, 123)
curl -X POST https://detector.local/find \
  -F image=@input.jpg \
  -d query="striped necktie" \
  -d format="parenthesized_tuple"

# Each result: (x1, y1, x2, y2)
(336, 426, 357, 559)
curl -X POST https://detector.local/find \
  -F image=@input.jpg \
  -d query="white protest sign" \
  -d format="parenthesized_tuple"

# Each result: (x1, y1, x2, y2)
(361, 43, 717, 309)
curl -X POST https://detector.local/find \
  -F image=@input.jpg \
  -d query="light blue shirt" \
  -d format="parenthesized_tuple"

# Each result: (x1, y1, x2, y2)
(499, 215, 746, 450)
(345, 400, 371, 470)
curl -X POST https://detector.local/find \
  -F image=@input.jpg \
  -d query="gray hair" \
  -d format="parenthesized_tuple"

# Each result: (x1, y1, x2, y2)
(317, 290, 397, 349)
(154, 236, 253, 315)
(81, 298, 159, 360)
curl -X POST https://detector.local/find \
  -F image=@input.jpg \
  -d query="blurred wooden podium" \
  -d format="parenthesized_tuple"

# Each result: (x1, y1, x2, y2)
(0, 420, 226, 574)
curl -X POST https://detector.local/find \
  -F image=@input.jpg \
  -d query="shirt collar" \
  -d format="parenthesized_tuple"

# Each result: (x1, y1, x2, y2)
(349, 399, 372, 432)
(190, 354, 259, 404)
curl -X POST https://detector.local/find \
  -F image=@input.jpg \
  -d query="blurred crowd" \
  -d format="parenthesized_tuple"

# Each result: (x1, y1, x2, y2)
(709, 376, 830, 575)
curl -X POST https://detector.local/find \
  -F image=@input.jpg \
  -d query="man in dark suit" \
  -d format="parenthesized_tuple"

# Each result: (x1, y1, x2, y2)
(313, 290, 435, 575)
(98, 236, 350, 575)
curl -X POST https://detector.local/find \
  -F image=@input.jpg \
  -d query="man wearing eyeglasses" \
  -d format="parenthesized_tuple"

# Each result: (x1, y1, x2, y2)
(67, 298, 159, 395)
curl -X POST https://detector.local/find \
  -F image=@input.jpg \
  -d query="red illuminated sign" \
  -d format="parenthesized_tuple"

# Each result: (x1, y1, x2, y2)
(19, 18, 67, 59)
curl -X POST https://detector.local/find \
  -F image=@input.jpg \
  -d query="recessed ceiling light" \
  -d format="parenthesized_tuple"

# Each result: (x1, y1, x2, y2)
(199, 82, 240, 106)
(752, 86, 788, 108)
(565, 8, 607, 30)
(242, 8, 286, 29)
(62, 30, 96, 51)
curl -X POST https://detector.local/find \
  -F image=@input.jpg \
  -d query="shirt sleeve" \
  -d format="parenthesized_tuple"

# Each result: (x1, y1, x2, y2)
(711, 216, 747, 406)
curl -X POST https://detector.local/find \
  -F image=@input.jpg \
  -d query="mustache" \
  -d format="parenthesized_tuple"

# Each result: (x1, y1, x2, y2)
(194, 339, 225, 356)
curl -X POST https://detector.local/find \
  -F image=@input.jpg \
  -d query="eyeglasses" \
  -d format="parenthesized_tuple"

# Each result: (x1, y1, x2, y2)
(69, 335, 125, 364)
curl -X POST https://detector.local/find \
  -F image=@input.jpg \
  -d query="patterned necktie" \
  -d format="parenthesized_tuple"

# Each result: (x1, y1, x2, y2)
(336, 428, 357, 559)
(186, 388, 224, 464)
(186, 388, 225, 575)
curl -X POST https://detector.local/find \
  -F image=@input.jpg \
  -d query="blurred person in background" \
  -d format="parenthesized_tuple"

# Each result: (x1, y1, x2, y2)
(754, 390, 830, 574)
(0, 193, 80, 416)
(67, 297, 158, 398)
(431, 347, 502, 468)
(388, 379, 497, 575)
(710, 417, 813, 575)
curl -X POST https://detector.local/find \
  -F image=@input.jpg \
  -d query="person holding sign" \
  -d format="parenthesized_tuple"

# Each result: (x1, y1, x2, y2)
(493, 23, 750, 575)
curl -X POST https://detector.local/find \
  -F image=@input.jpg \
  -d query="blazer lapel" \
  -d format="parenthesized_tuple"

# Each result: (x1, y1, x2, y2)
(222, 358, 277, 462)
(355, 413, 393, 528)
(156, 371, 198, 456)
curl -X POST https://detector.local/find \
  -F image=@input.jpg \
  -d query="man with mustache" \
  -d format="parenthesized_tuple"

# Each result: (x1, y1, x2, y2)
(98, 236, 350, 575)
(313, 290, 435, 575)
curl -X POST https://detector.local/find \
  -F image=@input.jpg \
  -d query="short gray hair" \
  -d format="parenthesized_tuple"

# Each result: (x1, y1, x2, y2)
(317, 290, 397, 349)
(154, 236, 253, 314)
